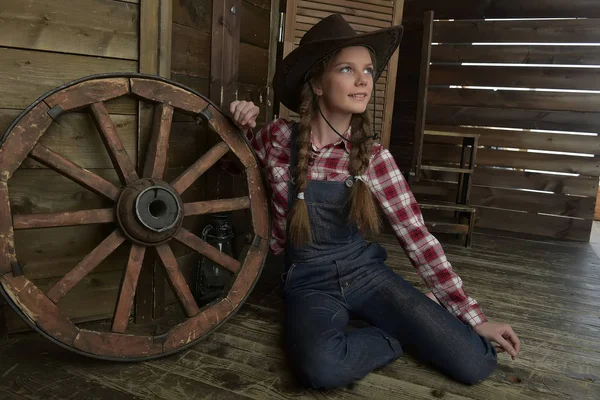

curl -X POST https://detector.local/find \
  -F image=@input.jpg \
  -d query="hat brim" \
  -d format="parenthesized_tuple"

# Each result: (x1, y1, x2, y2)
(274, 25, 404, 114)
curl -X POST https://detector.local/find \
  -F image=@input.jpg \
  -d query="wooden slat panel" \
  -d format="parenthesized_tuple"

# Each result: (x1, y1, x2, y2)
(241, 0, 271, 49)
(300, 0, 393, 14)
(419, 143, 600, 176)
(0, 48, 136, 110)
(404, 0, 600, 19)
(0, 0, 139, 60)
(473, 168, 598, 197)
(426, 105, 600, 134)
(475, 207, 593, 241)
(173, 0, 212, 32)
(428, 87, 600, 114)
(419, 167, 599, 197)
(433, 19, 600, 44)
(298, 1, 393, 22)
(424, 124, 600, 155)
(431, 45, 600, 65)
(470, 186, 595, 219)
(296, 16, 380, 33)
(239, 43, 269, 86)
(297, 7, 391, 27)
(429, 65, 600, 91)
(18, 113, 137, 170)
(171, 23, 211, 78)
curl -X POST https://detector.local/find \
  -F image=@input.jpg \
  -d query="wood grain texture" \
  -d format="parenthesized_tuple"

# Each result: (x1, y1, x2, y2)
(424, 124, 600, 155)
(73, 329, 163, 358)
(44, 78, 130, 112)
(433, 19, 600, 44)
(0, 182, 17, 274)
(475, 207, 593, 241)
(13, 208, 115, 230)
(428, 87, 600, 114)
(429, 65, 600, 92)
(173, 0, 212, 32)
(426, 104, 600, 134)
(0, 102, 53, 181)
(240, 0, 271, 49)
(404, 0, 600, 19)
(0, 275, 79, 343)
(0, 0, 139, 60)
(90, 102, 139, 184)
(171, 23, 212, 78)
(28, 144, 121, 201)
(0, 48, 136, 110)
(46, 230, 126, 303)
(431, 44, 600, 65)
(419, 142, 600, 176)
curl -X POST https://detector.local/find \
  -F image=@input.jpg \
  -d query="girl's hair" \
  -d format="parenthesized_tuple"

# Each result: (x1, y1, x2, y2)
(287, 48, 381, 247)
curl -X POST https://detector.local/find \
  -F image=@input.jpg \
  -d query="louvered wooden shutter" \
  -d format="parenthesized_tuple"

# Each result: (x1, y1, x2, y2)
(281, 0, 404, 148)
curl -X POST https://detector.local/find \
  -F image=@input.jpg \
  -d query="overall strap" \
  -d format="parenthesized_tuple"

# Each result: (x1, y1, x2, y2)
(287, 122, 300, 212)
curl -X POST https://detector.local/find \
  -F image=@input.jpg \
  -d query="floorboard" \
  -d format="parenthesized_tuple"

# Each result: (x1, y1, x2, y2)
(1, 231, 599, 399)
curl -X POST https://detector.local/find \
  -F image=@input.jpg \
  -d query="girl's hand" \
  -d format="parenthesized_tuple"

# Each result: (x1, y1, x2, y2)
(474, 321, 521, 360)
(229, 100, 259, 130)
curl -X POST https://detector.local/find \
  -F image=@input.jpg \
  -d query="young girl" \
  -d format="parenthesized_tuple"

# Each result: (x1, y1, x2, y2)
(229, 14, 520, 390)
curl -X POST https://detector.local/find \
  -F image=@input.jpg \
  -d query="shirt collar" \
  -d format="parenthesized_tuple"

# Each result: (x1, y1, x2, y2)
(310, 126, 352, 154)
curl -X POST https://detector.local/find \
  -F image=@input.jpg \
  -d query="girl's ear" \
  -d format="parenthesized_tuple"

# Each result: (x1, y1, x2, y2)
(309, 78, 323, 97)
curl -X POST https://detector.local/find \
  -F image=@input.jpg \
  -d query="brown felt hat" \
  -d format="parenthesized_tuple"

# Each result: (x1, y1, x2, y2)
(273, 13, 403, 114)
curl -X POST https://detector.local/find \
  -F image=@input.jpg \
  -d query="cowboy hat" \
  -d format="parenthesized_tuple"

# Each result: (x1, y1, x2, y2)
(273, 13, 403, 114)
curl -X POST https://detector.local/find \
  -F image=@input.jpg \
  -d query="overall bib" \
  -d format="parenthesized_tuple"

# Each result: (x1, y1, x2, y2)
(282, 129, 497, 389)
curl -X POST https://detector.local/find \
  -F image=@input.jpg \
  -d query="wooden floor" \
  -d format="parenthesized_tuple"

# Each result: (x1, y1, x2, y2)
(1, 230, 600, 400)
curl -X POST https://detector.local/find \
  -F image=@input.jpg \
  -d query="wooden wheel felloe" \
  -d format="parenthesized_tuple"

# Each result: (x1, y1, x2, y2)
(0, 73, 270, 361)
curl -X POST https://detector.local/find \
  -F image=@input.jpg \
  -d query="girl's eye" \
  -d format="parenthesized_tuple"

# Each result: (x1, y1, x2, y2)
(340, 66, 351, 73)
(364, 67, 374, 75)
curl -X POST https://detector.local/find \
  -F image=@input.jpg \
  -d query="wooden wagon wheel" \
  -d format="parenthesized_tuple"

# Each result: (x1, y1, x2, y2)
(0, 73, 270, 361)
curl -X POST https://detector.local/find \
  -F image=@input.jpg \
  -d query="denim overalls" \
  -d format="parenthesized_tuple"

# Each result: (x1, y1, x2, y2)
(282, 127, 497, 389)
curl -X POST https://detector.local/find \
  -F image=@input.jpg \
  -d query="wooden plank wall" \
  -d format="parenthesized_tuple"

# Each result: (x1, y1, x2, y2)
(0, 0, 140, 332)
(392, 0, 600, 241)
(168, 0, 273, 295)
(281, 0, 404, 148)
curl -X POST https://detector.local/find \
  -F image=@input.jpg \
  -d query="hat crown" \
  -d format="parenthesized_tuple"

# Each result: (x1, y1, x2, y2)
(300, 14, 357, 46)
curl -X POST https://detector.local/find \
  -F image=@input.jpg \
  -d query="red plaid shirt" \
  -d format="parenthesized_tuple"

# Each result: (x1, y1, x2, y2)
(247, 118, 487, 327)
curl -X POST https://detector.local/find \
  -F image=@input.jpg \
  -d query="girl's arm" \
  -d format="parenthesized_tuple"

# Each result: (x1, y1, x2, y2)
(365, 147, 488, 328)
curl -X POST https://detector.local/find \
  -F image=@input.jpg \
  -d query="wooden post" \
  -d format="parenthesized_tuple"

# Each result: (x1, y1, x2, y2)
(381, 0, 406, 150)
(411, 10, 434, 182)
(266, 0, 281, 122)
(210, 0, 242, 107)
(136, 0, 173, 323)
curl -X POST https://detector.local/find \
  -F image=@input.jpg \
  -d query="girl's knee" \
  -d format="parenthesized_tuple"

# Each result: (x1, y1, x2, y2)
(452, 351, 498, 385)
(293, 349, 357, 389)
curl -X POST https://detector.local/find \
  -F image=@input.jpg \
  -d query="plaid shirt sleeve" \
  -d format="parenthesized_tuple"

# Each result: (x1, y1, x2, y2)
(246, 119, 290, 255)
(366, 146, 488, 328)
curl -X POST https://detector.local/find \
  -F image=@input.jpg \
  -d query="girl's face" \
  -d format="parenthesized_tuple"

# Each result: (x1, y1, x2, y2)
(315, 46, 374, 115)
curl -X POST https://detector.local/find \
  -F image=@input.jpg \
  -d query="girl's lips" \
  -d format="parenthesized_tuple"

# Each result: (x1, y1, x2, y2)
(349, 93, 368, 100)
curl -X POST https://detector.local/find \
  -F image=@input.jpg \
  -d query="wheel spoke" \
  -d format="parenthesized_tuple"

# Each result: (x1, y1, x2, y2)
(29, 144, 120, 201)
(171, 142, 229, 195)
(90, 102, 139, 185)
(13, 208, 114, 230)
(143, 104, 174, 180)
(184, 197, 250, 216)
(173, 228, 241, 274)
(112, 244, 146, 333)
(155, 244, 200, 317)
(47, 230, 126, 303)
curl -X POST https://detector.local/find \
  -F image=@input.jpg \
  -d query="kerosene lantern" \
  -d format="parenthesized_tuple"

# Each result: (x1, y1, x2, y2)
(193, 212, 236, 305)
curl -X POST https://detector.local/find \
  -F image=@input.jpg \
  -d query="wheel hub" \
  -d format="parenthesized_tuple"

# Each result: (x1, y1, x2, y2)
(117, 179, 183, 245)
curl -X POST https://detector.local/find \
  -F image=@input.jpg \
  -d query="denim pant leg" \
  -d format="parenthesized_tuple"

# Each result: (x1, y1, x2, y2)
(284, 289, 403, 389)
(348, 268, 498, 385)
